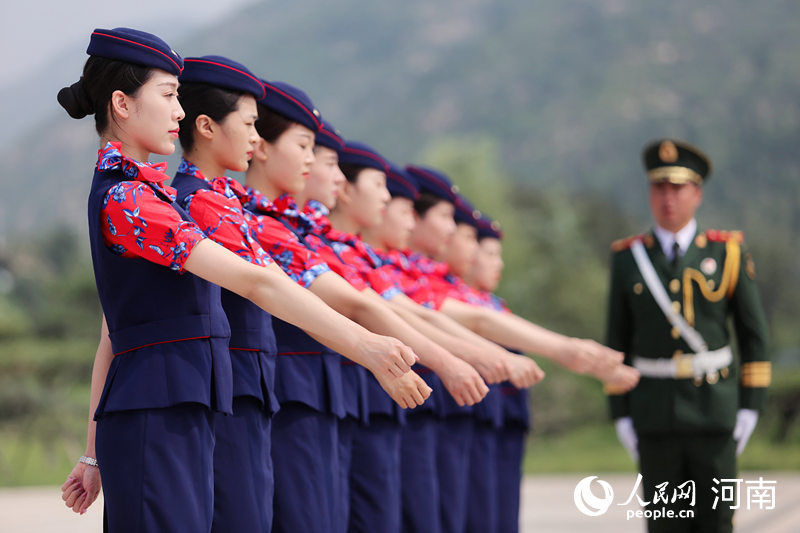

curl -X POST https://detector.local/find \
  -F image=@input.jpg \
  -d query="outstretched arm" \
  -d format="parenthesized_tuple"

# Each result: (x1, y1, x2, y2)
(308, 273, 487, 406)
(184, 239, 430, 406)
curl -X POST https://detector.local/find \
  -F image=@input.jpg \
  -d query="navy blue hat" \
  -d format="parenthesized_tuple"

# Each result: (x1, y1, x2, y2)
(339, 141, 389, 172)
(405, 165, 458, 204)
(179, 55, 265, 99)
(476, 214, 503, 240)
(386, 162, 419, 201)
(87, 28, 183, 75)
(315, 118, 344, 152)
(454, 195, 482, 228)
(259, 80, 321, 132)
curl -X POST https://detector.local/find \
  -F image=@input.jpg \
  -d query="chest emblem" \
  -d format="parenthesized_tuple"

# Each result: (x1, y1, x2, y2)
(700, 257, 717, 275)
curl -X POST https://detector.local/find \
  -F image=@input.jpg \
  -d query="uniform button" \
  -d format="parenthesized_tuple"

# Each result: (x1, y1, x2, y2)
(707, 279, 716, 290)
(706, 372, 719, 384)
(669, 279, 680, 293)
(633, 282, 643, 295)
(720, 367, 729, 379)
(693, 376, 704, 387)
(671, 301, 681, 313)
(671, 327, 681, 339)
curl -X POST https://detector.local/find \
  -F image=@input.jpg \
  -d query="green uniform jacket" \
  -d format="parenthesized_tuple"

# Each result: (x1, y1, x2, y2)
(606, 228, 769, 436)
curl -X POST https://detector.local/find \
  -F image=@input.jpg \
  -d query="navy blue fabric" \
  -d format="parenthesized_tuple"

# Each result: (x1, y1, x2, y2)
(473, 383, 504, 428)
(336, 416, 358, 533)
(340, 359, 370, 424)
(271, 317, 346, 417)
(348, 415, 402, 533)
(260, 80, 321, 132)
(271, 402, 339, 533)
(476, 213, 503, 240)
(87, 27, 183, 75)
(172, 170, 279, 414)
(339, 141, 388, 172)
(212, 396, 273, 532)
(437, 415, 475, 533)
(453, 194, 481, 228)
(500, 381, 530, 429)
(96, 403, 214, 532)
(316, 118, 344, 152)
(88, 166, 232, 416)
(465, 421, 499, 533)
(406, 165, 458, 203)
(180, 56, 265, 99)
(495, 424, 526, 533)
(386, 161, 419, 201)
(400, 411, 441, 533)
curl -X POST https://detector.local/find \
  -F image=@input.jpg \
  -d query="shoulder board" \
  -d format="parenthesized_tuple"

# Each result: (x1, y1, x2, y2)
(610, 233, 652, 252)
(705, 229, 744, 243)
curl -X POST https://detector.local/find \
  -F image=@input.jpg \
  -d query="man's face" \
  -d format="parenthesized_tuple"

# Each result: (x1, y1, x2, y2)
(649, 181, 703, 232)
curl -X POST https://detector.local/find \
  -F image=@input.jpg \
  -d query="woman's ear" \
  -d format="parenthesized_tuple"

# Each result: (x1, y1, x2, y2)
(109, 90, 131, 120)
(252, 137, 269, 162)
(338, 180, 356, 206)
(195, 114, 215, 141)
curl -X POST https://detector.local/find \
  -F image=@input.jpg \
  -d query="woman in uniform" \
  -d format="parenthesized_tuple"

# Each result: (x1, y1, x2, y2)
(57, 29, 423, 532)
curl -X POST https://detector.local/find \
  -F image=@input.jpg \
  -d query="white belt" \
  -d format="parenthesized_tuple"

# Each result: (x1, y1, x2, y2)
(633, 345, 732, 380)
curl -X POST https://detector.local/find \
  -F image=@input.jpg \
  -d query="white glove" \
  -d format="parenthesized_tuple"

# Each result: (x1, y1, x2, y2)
(615, 416, 638, 462)
(733, 409, 759, 456)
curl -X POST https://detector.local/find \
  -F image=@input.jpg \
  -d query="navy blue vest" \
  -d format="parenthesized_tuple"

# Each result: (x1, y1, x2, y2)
(172, 171, 280, 414)
(499, 349, 530, 429)
(88, 166, 232, 418)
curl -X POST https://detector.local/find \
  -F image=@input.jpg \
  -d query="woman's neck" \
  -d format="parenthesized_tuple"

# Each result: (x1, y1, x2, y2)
(360, 228, 383, 249)
(244, 164, 283, 200)
(102, 136, 149, 164)
(184, 147, 226, 178)
(327, 209, 361, 235)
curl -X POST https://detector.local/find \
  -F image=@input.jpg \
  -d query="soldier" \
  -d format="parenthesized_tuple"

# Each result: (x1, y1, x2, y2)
(606, 139, 770, 532)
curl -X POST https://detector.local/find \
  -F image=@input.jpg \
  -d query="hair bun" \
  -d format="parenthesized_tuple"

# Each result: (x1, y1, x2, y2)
(57, 78, 94, 119)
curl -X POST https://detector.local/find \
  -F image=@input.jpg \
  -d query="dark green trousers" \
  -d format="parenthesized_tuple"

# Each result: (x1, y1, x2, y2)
(638, 434, 736, 533)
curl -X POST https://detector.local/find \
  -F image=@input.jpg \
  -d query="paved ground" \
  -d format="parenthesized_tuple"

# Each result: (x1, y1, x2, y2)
(2, 472, 797, 532)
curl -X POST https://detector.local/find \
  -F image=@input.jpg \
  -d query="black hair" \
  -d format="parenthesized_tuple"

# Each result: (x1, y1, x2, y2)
(339, 163, 367, 184)
(255, 103, 294, 143)
(413, 192, 450, 216)
(177, 82, 244, 152)
(57, 56, 153, 135)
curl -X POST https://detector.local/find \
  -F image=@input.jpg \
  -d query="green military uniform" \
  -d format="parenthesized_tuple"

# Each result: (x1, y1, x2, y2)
(606, 139, 770, 533)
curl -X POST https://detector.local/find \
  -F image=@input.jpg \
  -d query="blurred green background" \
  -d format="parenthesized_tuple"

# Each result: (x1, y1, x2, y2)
(1, 0, 799, 485)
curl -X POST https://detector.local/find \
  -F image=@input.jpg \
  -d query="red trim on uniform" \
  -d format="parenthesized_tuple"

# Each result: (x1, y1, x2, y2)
(113, 335, 209, 356)
(183, 58, 266, 99)
(262, 82, 321, 130)
(92, 31, 183, 73)
(229, 347, 260, 352)
(387, 170, 419, 199)
(319, 128, 345, 148)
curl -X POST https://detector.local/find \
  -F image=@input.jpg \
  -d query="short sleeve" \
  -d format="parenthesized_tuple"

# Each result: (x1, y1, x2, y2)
(101, 181, 206, 272)
(184, 189, 271, 266)
(255, 216, 330, 288)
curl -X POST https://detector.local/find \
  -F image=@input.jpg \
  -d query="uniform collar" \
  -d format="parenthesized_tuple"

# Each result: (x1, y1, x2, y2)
(653, 218, 697, 260)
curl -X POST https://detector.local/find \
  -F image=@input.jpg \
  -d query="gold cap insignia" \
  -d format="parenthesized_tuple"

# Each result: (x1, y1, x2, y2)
(451, 185, 460, 194)
(659, 141, 679, 163)
(490, 221, 501, 231)
(472, 209, 481, 220)
(312, 109, 320, 117)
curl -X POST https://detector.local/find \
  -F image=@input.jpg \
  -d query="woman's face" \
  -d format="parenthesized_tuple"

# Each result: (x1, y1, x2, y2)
(443, 223, 479, 277)
(261, 123, 316, 195)
(343, 168, 391, 230)
(209, 94, 259, 173)
(117, 69, 184, 157)
(374, 197, 416, 250)
(306, 145, 346, 208)
(471, 237, 504, 292)
(411, 200, 456, 257)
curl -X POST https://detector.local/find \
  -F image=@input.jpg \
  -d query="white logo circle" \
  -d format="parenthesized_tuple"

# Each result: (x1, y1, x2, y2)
(574, 476, 614, 516)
